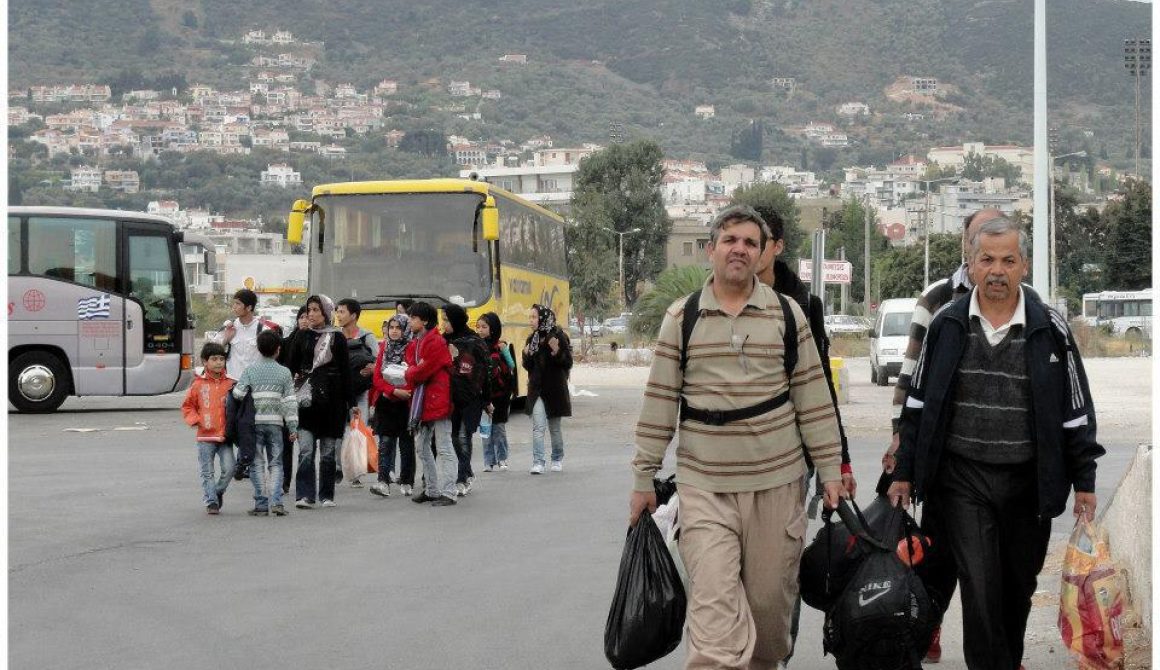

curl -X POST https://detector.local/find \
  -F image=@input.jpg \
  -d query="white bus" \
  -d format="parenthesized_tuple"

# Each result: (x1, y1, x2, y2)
(8, 207, 216, 412)
(1080, 289, 1153, 339)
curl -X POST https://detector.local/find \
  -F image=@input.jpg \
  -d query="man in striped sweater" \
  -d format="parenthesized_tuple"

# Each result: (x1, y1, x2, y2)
(879, 206, 1001, 662)
(233, 330, 299, 516)
(629, 205, 844, 670)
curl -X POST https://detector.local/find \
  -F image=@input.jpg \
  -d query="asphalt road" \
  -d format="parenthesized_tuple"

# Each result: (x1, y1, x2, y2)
(8, 358, 1147, 670)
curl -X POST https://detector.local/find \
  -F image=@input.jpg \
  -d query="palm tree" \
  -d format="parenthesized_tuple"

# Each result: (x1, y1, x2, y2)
(630, 265, 710, 338)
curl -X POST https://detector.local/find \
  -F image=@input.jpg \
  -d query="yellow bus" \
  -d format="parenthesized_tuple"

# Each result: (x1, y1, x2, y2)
(286, 178, 570, 398)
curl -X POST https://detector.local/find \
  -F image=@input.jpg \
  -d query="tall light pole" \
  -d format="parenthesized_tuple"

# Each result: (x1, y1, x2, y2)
(602, 226, 641, 306)
(1124, 38, 1151, 178)
(1032, 0, 1049, 297)
(918, 176, 958, 288)
(863, 194, 872, 311)
(1049, 150, 1088, 305)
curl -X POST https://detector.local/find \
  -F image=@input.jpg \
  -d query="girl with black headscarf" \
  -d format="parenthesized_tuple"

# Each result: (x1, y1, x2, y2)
(285, 294, 352, 508)
(477, 312, 515, 471)
(522, 304, 572, 475)
(368, 314, 416, 496)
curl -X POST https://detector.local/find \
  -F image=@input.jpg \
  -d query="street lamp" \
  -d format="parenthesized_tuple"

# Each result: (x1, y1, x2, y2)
(1049, 150, 1087, 305)
(602, 226, 641, 306)
(917, 176, 959, 287)
(1124, 39, 1150, 178)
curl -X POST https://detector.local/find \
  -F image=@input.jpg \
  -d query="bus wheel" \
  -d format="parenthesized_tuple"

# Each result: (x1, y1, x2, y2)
(9, 351, 69, 413)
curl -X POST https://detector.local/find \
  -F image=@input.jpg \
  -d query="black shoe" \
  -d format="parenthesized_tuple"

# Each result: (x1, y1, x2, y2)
(431, 496, 457, 507)
(335, 469, 344, 484)
(206, 502, 220, 515)
(233, 460, 250, 481)
(216, 491, 224, 510)
(412, 491, 436, 504)
(247, 508, 270, 516)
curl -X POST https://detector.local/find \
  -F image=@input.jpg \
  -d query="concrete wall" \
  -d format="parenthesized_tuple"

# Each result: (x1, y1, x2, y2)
(1100, 443, 1152, 632)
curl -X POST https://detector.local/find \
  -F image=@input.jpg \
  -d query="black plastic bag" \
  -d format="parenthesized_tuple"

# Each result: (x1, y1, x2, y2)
(604, 513, 686, 670)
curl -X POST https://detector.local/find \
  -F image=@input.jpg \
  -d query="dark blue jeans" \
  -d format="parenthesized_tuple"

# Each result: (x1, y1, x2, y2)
(295, 428, 337, 503)
(377, 433, 415, 486)
(450, 400, 483, 484)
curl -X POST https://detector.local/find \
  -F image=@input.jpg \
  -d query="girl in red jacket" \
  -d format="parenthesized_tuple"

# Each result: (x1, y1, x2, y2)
(403, 302, 459, 506)
(369, 315, 415, 497)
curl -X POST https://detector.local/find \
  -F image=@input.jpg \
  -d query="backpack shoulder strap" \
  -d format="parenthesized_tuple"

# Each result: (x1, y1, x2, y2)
(776, 292, 798, 380)
(679, 289, 703, 373)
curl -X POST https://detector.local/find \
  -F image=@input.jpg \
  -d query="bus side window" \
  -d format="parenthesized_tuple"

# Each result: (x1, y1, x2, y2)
(27, 217, 117, 291)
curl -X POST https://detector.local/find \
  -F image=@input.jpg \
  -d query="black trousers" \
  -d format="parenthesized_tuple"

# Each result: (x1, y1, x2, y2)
(450, 400, 483, 485)
(916, 492, 958, 615)
(937, 453, 1051, 670)
(281, 426, 294, 492)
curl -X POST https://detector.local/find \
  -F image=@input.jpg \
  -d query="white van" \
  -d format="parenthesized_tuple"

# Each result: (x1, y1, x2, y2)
(870, 298, 918, 386)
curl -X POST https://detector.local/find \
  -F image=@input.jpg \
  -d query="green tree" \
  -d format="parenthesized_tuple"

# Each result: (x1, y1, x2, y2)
(874, 233, 963, 299)
(181, 10, 199, 29)
(729, 182, 805, 270)
(630, 265, 710, 338)
(730, 119, 763, 161)
(1104, 179, 1152, 289)
(960, 152, 1022, 185)
(817, 198, 892, 305)
(564, 216, 617, 337)
(1055, 182, 1110, 312)
(570, 139, 672, 306)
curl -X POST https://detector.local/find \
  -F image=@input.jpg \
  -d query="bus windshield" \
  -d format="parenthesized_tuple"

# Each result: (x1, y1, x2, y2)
(311, 193, 492, 306)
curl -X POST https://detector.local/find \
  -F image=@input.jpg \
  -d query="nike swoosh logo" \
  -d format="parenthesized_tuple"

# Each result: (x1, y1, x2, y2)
(858, 589, 890, 606)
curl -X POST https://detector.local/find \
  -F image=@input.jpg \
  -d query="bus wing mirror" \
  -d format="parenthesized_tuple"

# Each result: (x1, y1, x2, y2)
(180, 232, 217, 276)
(287, 198, 311, 245)
(482, 196, 499, 241)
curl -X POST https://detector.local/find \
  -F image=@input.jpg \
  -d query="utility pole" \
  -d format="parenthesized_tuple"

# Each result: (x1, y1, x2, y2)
(1124, 38, 1151, 178)
(863, 195, 871, 312)
(1032, 0, 1049, 297)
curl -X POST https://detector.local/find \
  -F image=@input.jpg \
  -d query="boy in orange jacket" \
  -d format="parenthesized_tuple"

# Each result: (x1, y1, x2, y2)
(182, 342, 237, 514)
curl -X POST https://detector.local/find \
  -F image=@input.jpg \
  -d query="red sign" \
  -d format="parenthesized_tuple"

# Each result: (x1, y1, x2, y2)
(22, 289, 45, 312)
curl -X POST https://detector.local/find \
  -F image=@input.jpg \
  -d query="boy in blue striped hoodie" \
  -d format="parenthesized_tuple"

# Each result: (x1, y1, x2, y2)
(233, 330, 299, 516)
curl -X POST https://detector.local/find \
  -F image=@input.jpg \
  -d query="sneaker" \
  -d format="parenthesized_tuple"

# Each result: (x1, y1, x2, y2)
(206, 502, 220, 515)
(248, 508, 270, 516)
(499, 461, 509, 471)
(271, 505, 288, 516)
(455, 482, 467, 497)
(464, 477, 475, 494)
(483, 465, 494, 472)
(401, 484, 413, 496)
(432, 496, 458, 506)
(925, 626, 942, 663)
(370, 482, 391, 497)
(412, 491, 436, 504)
(530, 463, 544, 475)
(295, 498, 314, 509)
(351, 478, 364, 488)
(320, 499, 337, 508)
(282, 487, 290, 496)
(550, 461, 563, 472)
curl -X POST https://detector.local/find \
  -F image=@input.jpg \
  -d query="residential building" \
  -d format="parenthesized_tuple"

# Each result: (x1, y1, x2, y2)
(887, 154, 926, 177)
(67, 166, 103, 192)
(460, 162, 578, 210)
(448, 81, 475, 97)
(243, 30, 267, 43)
(533, 147, 596, 167)
(271, 30, 293, 44)
(260, 163, 303, 187)
(913, 78, 938, 94)
(499, 54, 528, 64)
(452, 144, 487, 166)
(103, 170, 140, 193)
(821, 133, 850, 148)
(926, 142, 1033, 183)
(720, 164, 756, 193)
(665, 217, 712, 270)
(482, 89, 502, 100)
(662, 176, 708, 205)
(836, 102, 870, 117)
(374, 79, 399, 96)
(694, 105, 716, 119)
(317, 145, 347, 160)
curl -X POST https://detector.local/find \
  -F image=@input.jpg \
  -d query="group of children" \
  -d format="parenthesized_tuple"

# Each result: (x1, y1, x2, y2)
(181, 290, 532, 515)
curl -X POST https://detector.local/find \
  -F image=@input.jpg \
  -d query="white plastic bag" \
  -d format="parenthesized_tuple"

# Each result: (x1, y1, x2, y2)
(653, 494, 689, 594)
(339, 421, 369, 483)
(382, 362, 408, 386)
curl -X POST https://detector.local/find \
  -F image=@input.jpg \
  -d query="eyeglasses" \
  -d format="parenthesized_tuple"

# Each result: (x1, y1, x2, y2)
(730, 330, 750, 374)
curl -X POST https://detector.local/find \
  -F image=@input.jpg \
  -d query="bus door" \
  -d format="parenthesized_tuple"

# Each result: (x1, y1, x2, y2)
(122, 223, 181, 394)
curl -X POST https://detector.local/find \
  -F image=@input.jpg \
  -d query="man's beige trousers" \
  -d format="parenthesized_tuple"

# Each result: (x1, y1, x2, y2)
(678, 480, 807, 670)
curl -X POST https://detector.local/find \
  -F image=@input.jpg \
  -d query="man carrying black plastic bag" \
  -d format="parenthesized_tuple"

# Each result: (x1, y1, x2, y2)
(628, 206, 844, 669)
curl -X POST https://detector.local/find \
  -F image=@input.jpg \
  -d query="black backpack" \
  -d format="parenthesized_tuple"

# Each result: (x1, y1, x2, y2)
(822, 504, 939, 670)
(347, 333, 375, 395)
(449, 333, 489, 407)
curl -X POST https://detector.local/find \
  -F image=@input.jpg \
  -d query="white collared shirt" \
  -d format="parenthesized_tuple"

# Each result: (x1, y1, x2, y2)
(225, 317, 262, 380)
(968, 286, 1026, 346)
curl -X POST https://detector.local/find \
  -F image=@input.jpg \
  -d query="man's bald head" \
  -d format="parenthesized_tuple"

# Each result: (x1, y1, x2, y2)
(962, 208, 1004, 256)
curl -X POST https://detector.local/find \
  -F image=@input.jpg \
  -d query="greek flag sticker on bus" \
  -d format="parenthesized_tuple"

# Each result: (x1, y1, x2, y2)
(77, 294, 111, 320)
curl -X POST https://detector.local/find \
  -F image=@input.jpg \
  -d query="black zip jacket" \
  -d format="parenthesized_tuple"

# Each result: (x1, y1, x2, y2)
(773, 259, 851, 465)
(893, 288, 1103, 519)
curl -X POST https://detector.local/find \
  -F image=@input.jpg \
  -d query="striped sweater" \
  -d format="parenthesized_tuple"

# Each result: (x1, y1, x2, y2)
(232, 358, 298, 433)
(632, 275, 843, 494)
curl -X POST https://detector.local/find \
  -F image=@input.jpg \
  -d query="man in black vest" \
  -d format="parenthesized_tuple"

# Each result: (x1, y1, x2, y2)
(888, 216, 1103, 670)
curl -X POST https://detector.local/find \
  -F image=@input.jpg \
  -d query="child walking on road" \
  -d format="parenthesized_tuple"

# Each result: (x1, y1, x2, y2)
(232, 330, 299, 516)
(181, 343, 236, 514)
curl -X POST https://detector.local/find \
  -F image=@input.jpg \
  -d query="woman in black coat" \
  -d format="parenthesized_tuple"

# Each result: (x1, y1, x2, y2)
(275, 304, 310, 494)
(522, 304, 572, 475)
(286, 294, 352, 507)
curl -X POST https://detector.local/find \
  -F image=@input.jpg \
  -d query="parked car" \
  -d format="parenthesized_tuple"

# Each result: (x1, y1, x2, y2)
(824, 314, 871, 336)
(603, 316, 628, 334)
(869, 298, 918, 386)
